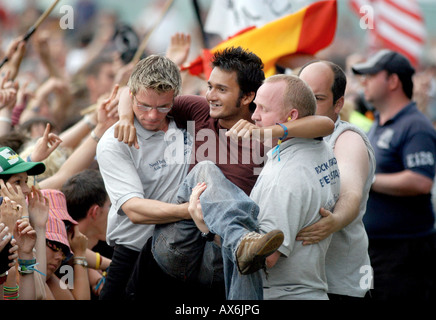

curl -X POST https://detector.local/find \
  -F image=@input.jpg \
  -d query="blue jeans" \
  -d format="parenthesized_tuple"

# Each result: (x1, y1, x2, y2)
(152, 161, 263, 300)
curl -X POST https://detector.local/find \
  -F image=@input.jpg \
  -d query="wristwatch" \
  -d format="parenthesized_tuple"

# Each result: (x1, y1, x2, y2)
(201, 231, 215, 242)
(73, 257, 88, 267)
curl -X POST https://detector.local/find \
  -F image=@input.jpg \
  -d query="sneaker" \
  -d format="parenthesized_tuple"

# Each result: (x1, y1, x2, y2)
(236, 230, 284, 275)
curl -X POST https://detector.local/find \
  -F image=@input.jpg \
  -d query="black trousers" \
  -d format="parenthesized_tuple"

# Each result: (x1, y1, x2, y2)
(126, 237, 226, 301)
(368, 233, 436, 301)
(99, 244, 140, 300)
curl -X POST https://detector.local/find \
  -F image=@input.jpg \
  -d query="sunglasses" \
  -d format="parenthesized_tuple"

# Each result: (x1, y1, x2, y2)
(46, 239, 71, 261)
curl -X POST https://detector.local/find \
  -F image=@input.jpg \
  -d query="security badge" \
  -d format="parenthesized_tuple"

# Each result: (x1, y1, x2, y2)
(376, 128, 394, 149)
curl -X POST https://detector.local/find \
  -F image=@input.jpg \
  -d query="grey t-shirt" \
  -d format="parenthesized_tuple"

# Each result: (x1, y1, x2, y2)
(324, 119, 375, 297)
(251, 138, 340, 300)
(96, 118, 192, 251)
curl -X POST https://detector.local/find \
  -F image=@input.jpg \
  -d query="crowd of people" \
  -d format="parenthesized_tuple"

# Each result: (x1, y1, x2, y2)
(0, 1, 436, 303)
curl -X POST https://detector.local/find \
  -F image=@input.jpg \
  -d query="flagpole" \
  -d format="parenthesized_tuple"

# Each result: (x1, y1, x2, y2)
(131, 0, 174, 64)
(192, 0, 209, 48)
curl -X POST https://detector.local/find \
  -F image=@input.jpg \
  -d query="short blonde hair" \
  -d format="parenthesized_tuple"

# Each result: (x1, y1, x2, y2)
(127, 55, 182, 97)
(265, 74, 316, 117)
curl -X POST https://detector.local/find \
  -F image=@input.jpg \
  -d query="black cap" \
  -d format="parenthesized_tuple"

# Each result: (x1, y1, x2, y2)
(351, 49, 415, 76)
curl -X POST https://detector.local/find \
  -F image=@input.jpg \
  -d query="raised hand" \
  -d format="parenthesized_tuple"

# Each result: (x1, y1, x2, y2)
(27, 186, 49, 230)
(2, 37, 26, 80)
(29, 123, 63, 162)
(166, 33, 191, 67)
(94, 83, 120, 137)
(0, 71, 17, 110)
(68, 225, 88, 258)
(0, 197, 23, 233)
(14, 219, 37, 257)
(0, 179, 27, 210)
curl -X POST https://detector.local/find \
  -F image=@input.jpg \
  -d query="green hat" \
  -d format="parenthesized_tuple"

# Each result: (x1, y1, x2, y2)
(0, 147, 45, 176)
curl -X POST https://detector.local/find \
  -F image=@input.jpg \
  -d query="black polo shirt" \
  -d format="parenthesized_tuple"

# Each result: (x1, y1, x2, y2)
(364, 102, 436, 238)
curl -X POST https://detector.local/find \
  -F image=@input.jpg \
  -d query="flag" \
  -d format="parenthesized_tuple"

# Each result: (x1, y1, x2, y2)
(204, 0, 307, 41)
(182, 0, 337, 78)
(349, 0, 426, 67)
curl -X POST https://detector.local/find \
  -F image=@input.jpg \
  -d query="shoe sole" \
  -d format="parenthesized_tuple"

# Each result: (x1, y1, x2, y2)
(239, 230, 284, 275)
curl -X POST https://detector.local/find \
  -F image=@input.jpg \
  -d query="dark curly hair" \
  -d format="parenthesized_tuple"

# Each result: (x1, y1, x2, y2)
(212, 47, 265, 112)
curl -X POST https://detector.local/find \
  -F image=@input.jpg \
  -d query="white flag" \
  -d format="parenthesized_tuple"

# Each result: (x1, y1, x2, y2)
(204, 0, 311, 40)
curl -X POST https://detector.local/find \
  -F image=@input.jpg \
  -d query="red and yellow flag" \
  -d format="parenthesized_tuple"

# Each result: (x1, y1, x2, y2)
(182, 0, 337, 78)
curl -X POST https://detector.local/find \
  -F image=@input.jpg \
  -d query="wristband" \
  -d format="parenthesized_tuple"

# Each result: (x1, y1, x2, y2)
(91, 130, 100, 143)
(272, 123, 288, 162)
(0, 116, 11, 124)
(3, 285, 19, 300)
(18, 258, 36, 266)
(94, 268, 108, 291)
(83, 114, 96, 129)
(4, 285, 19, 300)
(276, 122, 288, 141)
(95, 252, 101, 270)
(18, 259, 46, 276)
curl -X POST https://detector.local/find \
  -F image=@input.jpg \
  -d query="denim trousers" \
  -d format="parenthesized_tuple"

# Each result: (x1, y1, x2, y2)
(152, 161, 263, 300)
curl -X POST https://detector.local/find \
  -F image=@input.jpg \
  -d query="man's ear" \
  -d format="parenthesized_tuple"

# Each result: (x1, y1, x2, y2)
(387, 73, 402, 92)
(287, 109, 299, 121)
(86, 204, 99, 220)
(334, 96, 345, 115)
(242, 91, 255, 107)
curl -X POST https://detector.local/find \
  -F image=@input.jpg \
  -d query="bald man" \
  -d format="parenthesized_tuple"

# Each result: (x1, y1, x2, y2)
(295, 60, 375, 300)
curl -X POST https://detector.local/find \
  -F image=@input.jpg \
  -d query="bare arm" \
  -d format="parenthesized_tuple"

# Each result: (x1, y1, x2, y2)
(372, 170, 433, 196)
(15, 219, 37, 300)
(114, 87, 138, 148)
(38, 85, 119, 190)
(69, 226, 90, 300)
(121, 198, 190, 225)
(0, 73, 17, 136)
(296, 130, 370, 244)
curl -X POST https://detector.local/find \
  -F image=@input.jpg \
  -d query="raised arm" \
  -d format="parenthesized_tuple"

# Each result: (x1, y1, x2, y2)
(14, 218, 37, 300)
(38, 84, 119, 190)
(69, 225, 90, 300)
(0, 73, 18, 136)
